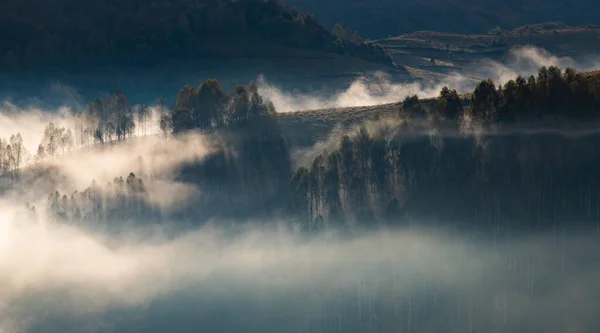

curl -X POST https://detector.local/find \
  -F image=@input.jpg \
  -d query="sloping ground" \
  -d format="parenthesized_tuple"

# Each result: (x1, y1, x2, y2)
(379, 23, 600, 77)
(0, 54, 411, 108)
(286, 0, 600, 39)
(279, 95, 471, 148)
(280, 102, 402, 147)
(382, 24, 600, 55)
(280, 65, 600, 149)
(0, 0, 392, 72)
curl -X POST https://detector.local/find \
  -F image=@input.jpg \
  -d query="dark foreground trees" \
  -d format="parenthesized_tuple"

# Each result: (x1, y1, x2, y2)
(467, 66, 600, 122)
(291, 123, 600, 231)
(28, 67, 600, 232)
(166, 79, 292, 221)
(403, 66, 600, 124)
(45, 79, 293, 228)
(291, 67, 600, 231)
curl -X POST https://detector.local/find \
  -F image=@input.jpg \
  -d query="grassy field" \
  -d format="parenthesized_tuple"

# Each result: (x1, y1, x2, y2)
(278, 95, 474, 149)
(378, 23, 600, 78)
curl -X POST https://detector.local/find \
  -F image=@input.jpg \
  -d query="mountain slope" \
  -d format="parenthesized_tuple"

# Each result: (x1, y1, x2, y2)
(376, 23, 600, 80)
(0, 0, 392, 71)
(287, 0, 600, 39)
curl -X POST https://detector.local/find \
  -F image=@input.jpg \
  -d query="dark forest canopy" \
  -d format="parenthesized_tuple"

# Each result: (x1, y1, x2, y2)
(291, 67, 600, 231)
(40, 79, 293, 226)
(0, 0, 392, 71)
(5, 67, 598, 232)
(287, 0, 600, 39)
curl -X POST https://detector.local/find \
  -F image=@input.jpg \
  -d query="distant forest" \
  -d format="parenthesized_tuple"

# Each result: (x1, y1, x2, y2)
(287, 0, 600, 38)
(3, 67, 600, 232)
(0, 0, 391, 71)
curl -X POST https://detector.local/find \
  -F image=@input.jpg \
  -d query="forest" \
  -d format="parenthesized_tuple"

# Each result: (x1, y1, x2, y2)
(37, 80, 292, 228)
(290, 66, 600, 231)
(0, 0, 392, 71)
(3, 66, 600, 233)
(4, 1, 600, 331)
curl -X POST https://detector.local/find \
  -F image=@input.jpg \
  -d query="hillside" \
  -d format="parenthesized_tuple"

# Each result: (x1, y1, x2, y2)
(376, 23, 600, 80)
(287, 0, 600, 39)
(280, 94, 471, 148)
(280, 66, 600, 149)
(2, 65, 600, 235)
(381, 23, 600, 63)
(0, 0, 392, 72)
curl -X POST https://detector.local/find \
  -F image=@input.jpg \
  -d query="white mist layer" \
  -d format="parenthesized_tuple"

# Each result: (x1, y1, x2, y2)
(259, 46, 597, 112)
(1, 45, 600, 333)
(0, 101, 166, 155)
(0, 46, 594, 153)
(1, 204, 600, 333)
(0, 103, 75, 153)
(0, 131, 213, 217)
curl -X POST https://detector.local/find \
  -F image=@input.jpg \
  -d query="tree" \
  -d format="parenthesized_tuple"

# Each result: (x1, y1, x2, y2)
(471, 79, 500, 121)
(41, 123, 65, 158)
(94, 127, 104, 144)
(402, 95, 424, 117)
(135, 104, 150, 136)
(9, 133, 24, 169)
(159, 113, 173, 139)
(171, 107, 194, 134)
(36, 144, 46, 162)
(437, 86, 464, 119)
(5, 144, 14, 173)
(60, 130, 73, 154)
(230, 85, 251, 122)
(117, 113, 135, 139)
(197, 79, 228, 128)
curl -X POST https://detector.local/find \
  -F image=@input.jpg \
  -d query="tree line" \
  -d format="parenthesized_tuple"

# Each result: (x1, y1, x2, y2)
(0, 91, 166, 183)
(1, 76, 285, 185)
(73, 91, 160, 146)
(44, 79, 293, 228)
(47, 172, 158, 230)
(290, 67, 600, 231)
(429, 66, 600, 122)
(0, 133, 27, 180)
(0, 125, 74, 182)
(18, 67, 600, 232)
(139, 79, 293, 222)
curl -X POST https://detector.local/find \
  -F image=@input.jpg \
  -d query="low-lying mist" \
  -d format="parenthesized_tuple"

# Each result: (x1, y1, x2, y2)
(259, 46, 600, 112)
(1, 202, 599, 333)
(0, 46, 595, 148)
(2, 45, 600, 333)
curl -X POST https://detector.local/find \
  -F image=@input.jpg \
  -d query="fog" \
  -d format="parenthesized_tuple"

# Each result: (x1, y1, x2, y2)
(0, 122, 213, 218)
(0, 46, 593, 150)
(0, 124, 599, 332)
(0, 102, 75, 153)
(257, 71, 467, 112)
(259, 46, 598, 112)
(1, 196, 600, 333)
(1, 45, 600, 333)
